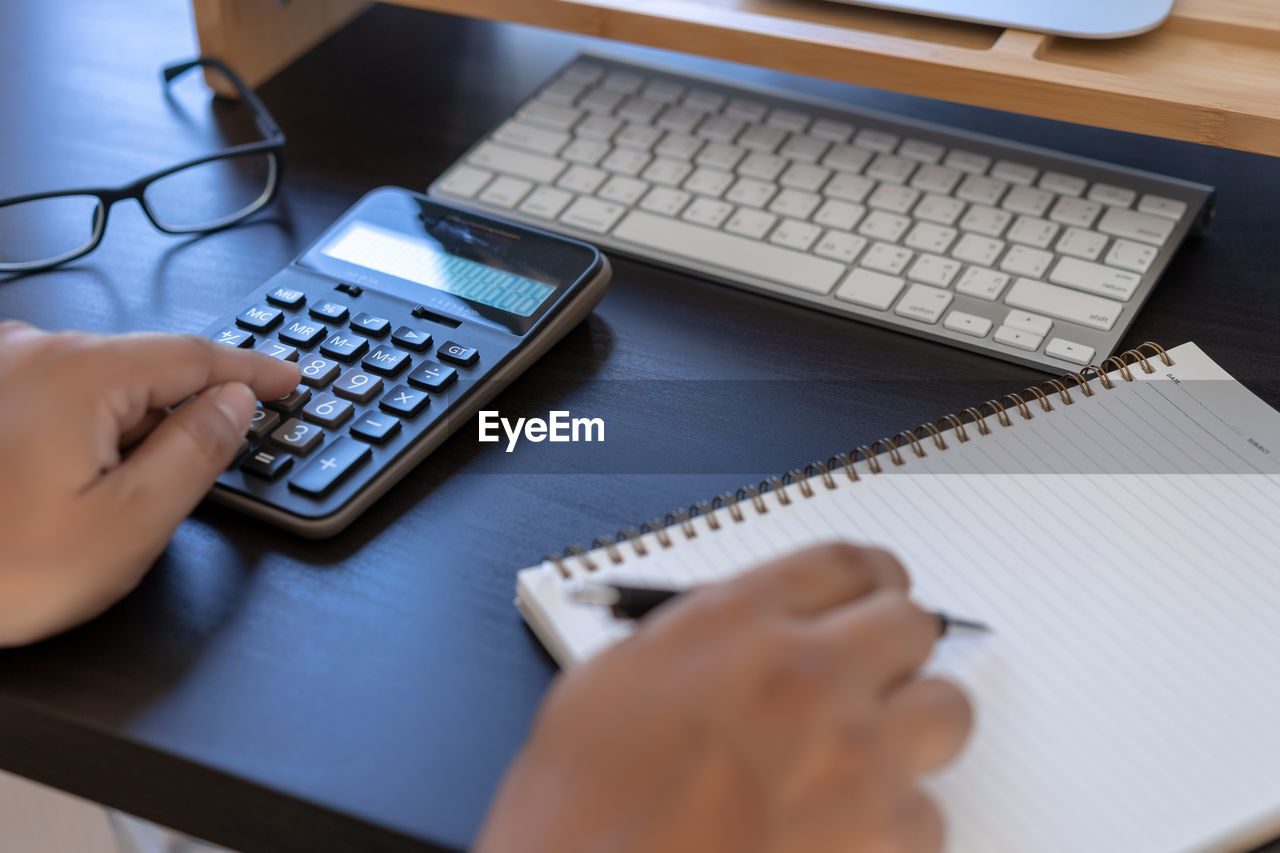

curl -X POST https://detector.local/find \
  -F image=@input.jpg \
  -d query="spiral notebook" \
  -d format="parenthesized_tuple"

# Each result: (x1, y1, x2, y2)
(514, 341, 1280, 853)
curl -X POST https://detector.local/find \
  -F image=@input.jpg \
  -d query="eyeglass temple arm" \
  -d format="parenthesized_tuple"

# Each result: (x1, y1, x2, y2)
(162, 57, 285, 143)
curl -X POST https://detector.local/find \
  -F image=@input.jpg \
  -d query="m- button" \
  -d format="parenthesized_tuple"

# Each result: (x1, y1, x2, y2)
(437, 341, 479, 367)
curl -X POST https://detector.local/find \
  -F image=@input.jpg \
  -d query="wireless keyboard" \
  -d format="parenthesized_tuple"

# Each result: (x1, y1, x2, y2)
(429, 55, 1214, 372)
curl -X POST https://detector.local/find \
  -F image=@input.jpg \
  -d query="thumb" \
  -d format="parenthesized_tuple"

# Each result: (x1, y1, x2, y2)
(93, 382, 256, 542)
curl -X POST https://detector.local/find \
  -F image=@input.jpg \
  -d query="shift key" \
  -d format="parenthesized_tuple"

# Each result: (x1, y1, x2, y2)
(1004, 278, 1123, 331)
(467, 141, 565, 184)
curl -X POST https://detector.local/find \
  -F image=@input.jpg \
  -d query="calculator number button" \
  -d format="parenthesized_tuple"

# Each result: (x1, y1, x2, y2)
(265, 385, 312, 414)
(333, 368, 383, 404)
(255, 339, 299, 362)
(379, 385, 430, 418)
(391, 326, 432, 352)
(407, 360, 458, 392)
(350, 413, 401, 444)
(298, 354, 341, 388)
(310, 300, 349, 322)
(289, 437, 372, 498)
(211, 326, 254, 348)
(320, 332, 369, 362)
(437, 341, 479, 367)
(266, 287, 306, 308)
(240, 447, 293, 480)
(278, 320, 327, 348)
(248, 406, 281, 440)
(362, 345, 411, 377)
(302, 392, 355, 428)
(351, 312, 391, 337)
(271, 418, 325, 454)
(236, 304, 283, 333)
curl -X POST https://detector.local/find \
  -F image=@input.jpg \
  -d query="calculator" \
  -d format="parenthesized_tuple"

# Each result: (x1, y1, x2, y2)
(201, 187, 611, 536)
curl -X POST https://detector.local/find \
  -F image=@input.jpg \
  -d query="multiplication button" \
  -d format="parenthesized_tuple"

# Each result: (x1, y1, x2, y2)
(289, 437, 371, 498)
(379, 385, 429, 418)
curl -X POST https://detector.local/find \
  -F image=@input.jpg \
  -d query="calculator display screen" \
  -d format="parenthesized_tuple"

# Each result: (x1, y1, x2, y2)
(319, 221, 556, 317)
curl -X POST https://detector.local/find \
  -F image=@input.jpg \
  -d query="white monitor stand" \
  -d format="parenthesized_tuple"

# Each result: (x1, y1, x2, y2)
(823, 0, 1174, 39)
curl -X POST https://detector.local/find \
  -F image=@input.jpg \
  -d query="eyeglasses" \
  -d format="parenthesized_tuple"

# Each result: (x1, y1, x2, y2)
(0, 57, 286, 274)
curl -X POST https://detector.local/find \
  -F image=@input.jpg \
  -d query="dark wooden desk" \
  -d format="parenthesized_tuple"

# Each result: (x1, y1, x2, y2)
(3, 1, 1280, 851)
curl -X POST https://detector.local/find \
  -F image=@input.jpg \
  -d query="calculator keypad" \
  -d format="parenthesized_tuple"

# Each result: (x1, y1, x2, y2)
(210, 279, 494, 518)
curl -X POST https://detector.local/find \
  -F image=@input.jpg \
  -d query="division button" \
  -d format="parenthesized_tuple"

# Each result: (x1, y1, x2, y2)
(289, 437, 372, 498)
(407, 360, 458, 392)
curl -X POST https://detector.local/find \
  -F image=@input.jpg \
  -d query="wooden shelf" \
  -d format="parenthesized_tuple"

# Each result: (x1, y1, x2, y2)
(193, 0, 1280, 157)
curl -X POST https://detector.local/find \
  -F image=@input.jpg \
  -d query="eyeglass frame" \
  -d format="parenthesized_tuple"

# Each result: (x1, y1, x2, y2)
(0, 56, 287, 274)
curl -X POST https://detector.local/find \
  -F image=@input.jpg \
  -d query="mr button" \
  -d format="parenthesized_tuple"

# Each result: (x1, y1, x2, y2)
(289, 437, 371, 498)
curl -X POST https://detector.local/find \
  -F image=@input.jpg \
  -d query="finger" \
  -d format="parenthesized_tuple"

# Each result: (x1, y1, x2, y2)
(119, 409, 166, 448)
(93, 333, 300, 410)
(86, 382, 255, 539)
(881, 677, 974, 778)
(894, 791, 945, 853)
(815, 589, 939, 691)
(731, 542, 910, 617)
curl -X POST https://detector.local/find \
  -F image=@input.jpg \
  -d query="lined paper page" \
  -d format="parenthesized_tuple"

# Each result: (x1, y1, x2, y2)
(515, 342, 1280, 853)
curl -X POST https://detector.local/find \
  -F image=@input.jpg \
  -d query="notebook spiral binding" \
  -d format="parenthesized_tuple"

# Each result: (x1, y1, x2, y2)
(543, 342, 1174, 579)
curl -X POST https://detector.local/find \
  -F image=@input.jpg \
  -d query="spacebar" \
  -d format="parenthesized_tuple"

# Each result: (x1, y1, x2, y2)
(611, 211, 844, 295)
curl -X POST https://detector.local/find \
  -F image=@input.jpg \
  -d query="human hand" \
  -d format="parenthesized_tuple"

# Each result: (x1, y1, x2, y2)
(0, 321, 300, 647)
(476, 543, 972, 853)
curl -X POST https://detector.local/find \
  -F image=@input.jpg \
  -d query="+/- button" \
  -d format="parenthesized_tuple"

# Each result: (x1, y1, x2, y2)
(437, 340, 479, 367)
(211, 326, 254, 349)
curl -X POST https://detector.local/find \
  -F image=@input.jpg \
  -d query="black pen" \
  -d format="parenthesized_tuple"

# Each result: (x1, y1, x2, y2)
(569, 582, 992, 636)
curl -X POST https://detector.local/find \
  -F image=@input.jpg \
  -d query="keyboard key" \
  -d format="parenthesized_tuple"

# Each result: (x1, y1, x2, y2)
(866, 183, 920, 215)
(1049, 196, 1103, 229)
(479, 175, 534, 208)
(1138, 194, 1187, 220)
(558, 164, 609, 193)
(350, 412, 401, 445)
(1039, 171, 1086, 197)
(769, 219, 822, 252)
(265, 385, 311, 414)
(601, 70, 644, 94)
(943, 311, 993, 337)
(853, 128, 898, 153)
(812, 199, 866, 232)
(562, 138, 609, 165)
(909, 164, 963, 195)
(914, 194, 966, 226)
(562, 63, 603, 85)
(640, 186, 693, 217)
(1104, 238, 1157, 274)
(266, 286, 306, 308)
(835, 268, 905, 310)
(739, 124, 787, 153)
(810, 118, 854, 143)
(861, 242, 913, 275)
(857, 210, 911, 243)
(991, 160, 1038, 186)
(1001, 185, 1055, 218)
(289, 437, 371, 498)
(575, 114, 624, 141)
(993, 324, 1043, 351)
(302, 391, 355, 428)
(768, 188, 822, 220)
(1096, 207, 1176, 246)
(654, 133, 703, 160)
(682, 168, 733, 199)
(724, 208, 777, 240)
(766, 108, 810, 133)
(954, 266, 1011, 301)
(1087, 183, 1136, 208)
(865, 153, 917, 185)
(236, 304, 282, 333)
(612, 210, 844, 295)
(240, 446, 293, 480)
(951, 234, 1004, 267)
(1045, 337, 1096, 365)
(955, 174, 1009, 207)
(559, 197, 627, 233)
(824, 172, 875, 204)
(894, 283, 952, 324)
(779, 163, 831, 193)
(614, 123, 664, 150)
(493, 119, 570, 156)
(724, 178, 776, 210)
(255, 339, 299, 362)
(438, 341, 480, 367)
(468, 141, 565, 184)
(1056, 227, 1109, 261)
(407, 360, 458, 392)
(599, 148, 651, 176)
(349, 313, 390, 337)
(694, 143, 744, 172)
(599, 175, 653, 205)
(682, 197, 733, 228)
(248, 406, 281, 440)
(310, 300, 348, 323)
(1004, 309, 1053, 337)
(903, 222, 958, 254)
(278, 319, 326, 348)
(1004, 278, 1123, 331)
(436, 165, 493, 199)
(814, 231, 867, 263)
(362, 344, 412, 377)
(656, 106, 702, 134)
(211, 326, 253, 348)
(298, 353, 341, 388)
(958, 205, 1012, 238)
(1049, 256, 1142, 301)
(999, 245, 1054, 279)
(641, 158, 693, 187)
(644, 79, 685, 104)
(333, 368, 383, 404)
(1006, 216, 1060, 249)
(778, 135, 829, 164)
(391, 326, 432, 352)
(518, 99, 583, 131)
(898, 138, 944, 164)
(724, 98, 767, 122)
(906, 253, 961, 288)
(696, 115, 744, 143)
(380, 384, 430, 418)
(272, 418, 325, 455)
(822, 145, 874, 175)
(578, 88, 625, 114)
